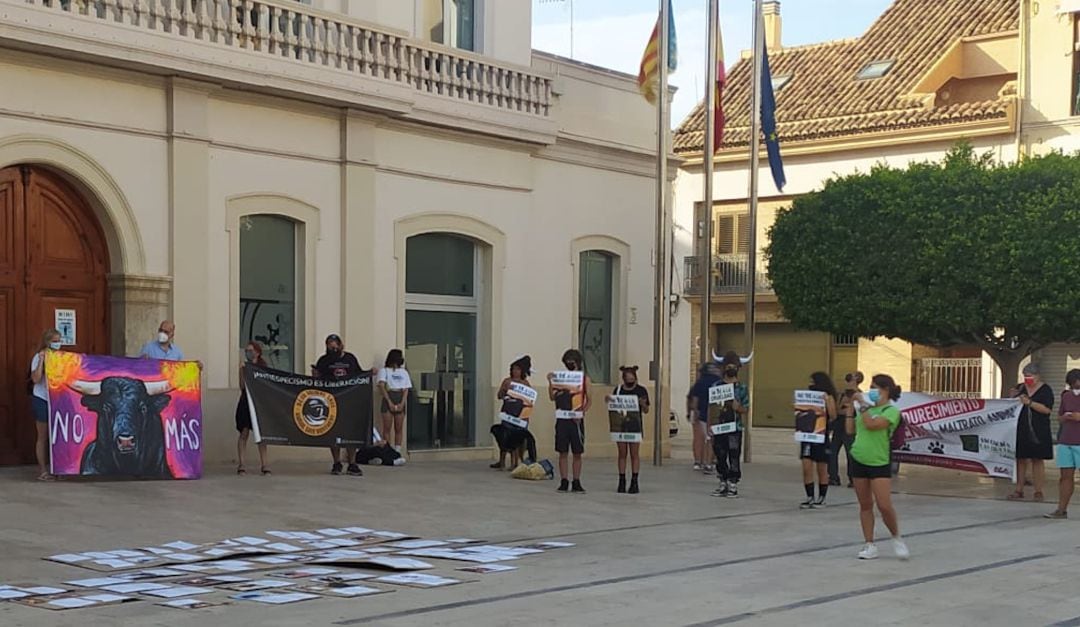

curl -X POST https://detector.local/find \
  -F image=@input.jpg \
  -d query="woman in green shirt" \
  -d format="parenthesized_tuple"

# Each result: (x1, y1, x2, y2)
(848, 374, 909, 561)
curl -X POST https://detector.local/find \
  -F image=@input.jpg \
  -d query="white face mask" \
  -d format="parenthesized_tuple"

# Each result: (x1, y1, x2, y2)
(1073, 388, 1080, 396)
(158, 332, 170, 344)
(49, 341, 62, 351)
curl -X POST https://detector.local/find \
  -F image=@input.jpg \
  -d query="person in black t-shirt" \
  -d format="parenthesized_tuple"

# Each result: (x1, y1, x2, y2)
(608, 366, 650, 494)
(313, 334, 364, 477)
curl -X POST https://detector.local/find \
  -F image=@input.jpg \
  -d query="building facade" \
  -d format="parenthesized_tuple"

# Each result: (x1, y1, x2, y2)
(0, 0, 669, 465)
(671, 0, 1026, 427)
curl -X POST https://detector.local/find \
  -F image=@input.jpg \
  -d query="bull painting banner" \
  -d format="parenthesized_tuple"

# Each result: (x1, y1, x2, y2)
(893, 393, 1022, 480)
(45, 352, 203, 479)
(243, 365, 372, 447)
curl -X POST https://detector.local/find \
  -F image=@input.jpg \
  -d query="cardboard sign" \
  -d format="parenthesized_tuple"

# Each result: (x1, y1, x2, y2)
(551, 371, 585, 419)
(794, 390, 827, 409)
(606, 396, 640, 413)
(709, 384, 735, 405)
(608, 394, 642, 442)
(507, 382, 538, 405)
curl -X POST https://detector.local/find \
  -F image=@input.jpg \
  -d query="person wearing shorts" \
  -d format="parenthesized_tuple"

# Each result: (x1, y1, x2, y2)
(549, 349, 591, 494)
(849, 374, 909, 561)
(688, 362, 722, 472)
(1046, 369, 1080, 519)
(797, 372, 838, 509)
(377, 349, 412, 455)
(29, 329, 63, 481)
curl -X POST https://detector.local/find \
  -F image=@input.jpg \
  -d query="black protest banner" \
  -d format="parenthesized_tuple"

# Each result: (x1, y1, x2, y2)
(243, 365, 372, 447)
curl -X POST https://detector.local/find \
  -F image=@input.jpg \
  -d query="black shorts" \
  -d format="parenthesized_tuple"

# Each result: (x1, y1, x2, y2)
(381, 390, 405, 414)
(799, 442, 828, 463)
(850, 459, 892, 480)
(555, 419, 585, 455)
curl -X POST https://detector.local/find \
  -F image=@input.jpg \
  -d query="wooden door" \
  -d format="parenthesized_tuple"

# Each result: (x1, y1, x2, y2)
(0, 166, 109, 465)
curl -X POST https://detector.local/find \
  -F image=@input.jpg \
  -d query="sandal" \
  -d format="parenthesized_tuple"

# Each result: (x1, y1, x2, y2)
(1034, 491, 1045, 502)
(237, 465, 246, 475)
(36, 472, 55, 482)
(1006, 490, 1024, 500)
(260, 467, 272, 476)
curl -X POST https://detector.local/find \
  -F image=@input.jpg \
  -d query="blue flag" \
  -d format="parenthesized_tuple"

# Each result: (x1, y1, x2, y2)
(760, 45, 786, 192)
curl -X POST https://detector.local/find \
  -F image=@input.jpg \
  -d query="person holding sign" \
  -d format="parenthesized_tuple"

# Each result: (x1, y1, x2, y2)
(709, 352, 749, 498)
(235, 341, 270, 476)
(850, 374, 908, 561)
(29, 328, 63, 481)
(490, 356, 537, 470)
(376, 349, 412, 454)
(313, 334, 365, 477)
(549, 349, 591, 493)
(607, 366, 650, 494)
(794, 373, 838, 509)
(1008, 363, 1054, 502)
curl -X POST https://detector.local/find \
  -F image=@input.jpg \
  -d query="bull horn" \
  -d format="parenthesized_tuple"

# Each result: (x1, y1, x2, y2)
(741, 352, 753, 365)
(712, 350, 722, 363)
(69, 380, 102, 395)
(144, 381, 173, 396)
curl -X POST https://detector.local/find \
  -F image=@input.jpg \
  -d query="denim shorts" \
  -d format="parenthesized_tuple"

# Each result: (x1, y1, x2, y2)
(31, 397, 48, 423)
(1057, 444, 1080, 469)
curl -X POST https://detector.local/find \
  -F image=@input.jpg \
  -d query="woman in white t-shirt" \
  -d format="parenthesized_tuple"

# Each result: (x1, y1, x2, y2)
(377, 349, 413, 453)
(29, 328, 63, 481)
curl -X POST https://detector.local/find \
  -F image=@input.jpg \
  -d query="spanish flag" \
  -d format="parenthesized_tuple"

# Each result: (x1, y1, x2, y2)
(637, 0, 678, 105)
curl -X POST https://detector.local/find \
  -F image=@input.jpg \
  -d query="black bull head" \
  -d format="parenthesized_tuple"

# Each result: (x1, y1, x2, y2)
(69, 377, 173, 478)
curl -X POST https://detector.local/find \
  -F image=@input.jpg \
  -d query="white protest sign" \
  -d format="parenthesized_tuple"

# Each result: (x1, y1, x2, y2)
(507, 382, 538, 405)
(794, 390, 827, 409)
(607, 396, 640, 413)
(500, 414, 529, 429)
(710, 422, 737, 436)
(794, 432, 826, 444)
(709, 384, 735, 405)
(552, 371, 585, 419)
(608, 394, 642, 442)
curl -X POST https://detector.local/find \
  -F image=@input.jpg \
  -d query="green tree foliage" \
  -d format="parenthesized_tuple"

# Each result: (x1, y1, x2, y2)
(765, 144, 1080, 394)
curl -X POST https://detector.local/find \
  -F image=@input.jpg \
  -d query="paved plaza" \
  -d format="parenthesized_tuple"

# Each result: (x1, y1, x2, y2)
(2, 430, 1079, 627)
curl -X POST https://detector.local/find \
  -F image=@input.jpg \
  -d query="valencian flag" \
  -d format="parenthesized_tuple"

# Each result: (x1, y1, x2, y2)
(637, 0, 678, 104)
(760, 43, 786, 191)
(712, 18, 726, 151)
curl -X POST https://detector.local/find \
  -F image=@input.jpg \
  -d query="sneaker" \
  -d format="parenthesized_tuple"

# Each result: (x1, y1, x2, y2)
(711, 482, 729, 497)
(857, 543, 879, 560)
(331, 462, 343, 475)
(557, 479, 570, 492)
(813, 497, 827, 508)
(1044, 510, 1068, 519)
(392, 458, 407, 467)
(393, 445, 402, 453)
(346, 464, 363, 476)
(725, 482, 739, 498)
(701, 464, 714, 474)
(829, 478, 841, 486)
(799, 498, 814, 510)
(693, 462, 703, 471)
(892, 537, 910, 560)
(628, 477, 639, 494)
(571, 480, 586, 494)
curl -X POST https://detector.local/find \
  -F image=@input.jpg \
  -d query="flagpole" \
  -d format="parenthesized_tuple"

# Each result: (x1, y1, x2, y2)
(743, 0, 765, 463)
(699, 0, 719, 366)
(652, 0, 670, 467)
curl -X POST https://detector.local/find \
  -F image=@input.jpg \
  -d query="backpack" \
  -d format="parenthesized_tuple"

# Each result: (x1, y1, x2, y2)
(890, 415, 907, 450)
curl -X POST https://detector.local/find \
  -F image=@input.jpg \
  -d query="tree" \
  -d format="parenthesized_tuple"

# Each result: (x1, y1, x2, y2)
(765, 144, 1080, 395)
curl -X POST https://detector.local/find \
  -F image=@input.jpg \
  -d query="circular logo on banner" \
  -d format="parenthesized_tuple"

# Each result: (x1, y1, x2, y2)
(293, 389, 337, 437)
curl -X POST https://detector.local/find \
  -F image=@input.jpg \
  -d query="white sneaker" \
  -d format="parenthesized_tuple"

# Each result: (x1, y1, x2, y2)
(393, 445, 402, 453)
(693, 463, 702, 471)
(892, 537, 910, 560)
(857, 543, 879, 560)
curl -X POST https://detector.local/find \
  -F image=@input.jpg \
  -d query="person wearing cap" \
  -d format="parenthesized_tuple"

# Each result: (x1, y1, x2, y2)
(313, 333, 365, 477)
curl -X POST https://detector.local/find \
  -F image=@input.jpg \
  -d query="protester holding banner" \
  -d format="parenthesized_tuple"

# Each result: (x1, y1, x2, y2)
(549, 349, 591, 494)
(795, 373, 838, 508)
(709, 352, 749, 498)
(608, 366, 650, 494)
(1009, 363, 1054, 502)
(313, 334, 364, 477)
(235, 341, 270, 476)
(830, 371, 863, 488)
(376, 349, 412, 453)
(490, 356, 537, 470)
(850, 374, 908, 561)
(1046, 370, 1080, 519)
(29, 328, 62, 481)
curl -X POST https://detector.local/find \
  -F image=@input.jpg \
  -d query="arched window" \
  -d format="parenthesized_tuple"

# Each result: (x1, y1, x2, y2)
(579, 250, 614, 384)
(239, 215, 298, 372)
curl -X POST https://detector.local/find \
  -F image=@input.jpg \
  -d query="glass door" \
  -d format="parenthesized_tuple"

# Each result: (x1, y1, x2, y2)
(405, 310, 476, 449)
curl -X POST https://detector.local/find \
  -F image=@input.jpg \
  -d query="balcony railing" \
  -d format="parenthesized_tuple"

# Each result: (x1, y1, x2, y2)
(11, 0, 552, 122)
(683, 254, 771, 296)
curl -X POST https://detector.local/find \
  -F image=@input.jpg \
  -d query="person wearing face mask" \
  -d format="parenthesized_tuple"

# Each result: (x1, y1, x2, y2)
(1046, 369, 1080, 519)
(608, 365, 650, 494)
(549, 349, 592, 493)
(710, 352, 749, 498)
(139, 320, 185, 361)
(849, 374, 908, 561)
(235, 341, 270, 476)
(687, 362, 722, 473)
(1008, 363, 1055, 501)
(313, 334, 364, 477)
(830, 371, 863, 488)
(29, 329, 63, 481)
(797, 372, 838, 509)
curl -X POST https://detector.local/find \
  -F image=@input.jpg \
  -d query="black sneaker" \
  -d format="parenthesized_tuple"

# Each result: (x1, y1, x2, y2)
(711, 481, 729, 497)
(571, 480, 586, 494)
(800, 498, 814, 510)
(726, 483, 739, 498)
(331, 462, 343, 475)
(557, 479, 570, 492)
(346, 463, 363, 476)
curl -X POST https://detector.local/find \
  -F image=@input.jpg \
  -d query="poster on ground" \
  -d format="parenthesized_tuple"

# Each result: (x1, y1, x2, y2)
(243, 364, 372, 448)
(608, 395, 643, 442)
(45, 352, 203, 479)
(893, 393, 1022, 480)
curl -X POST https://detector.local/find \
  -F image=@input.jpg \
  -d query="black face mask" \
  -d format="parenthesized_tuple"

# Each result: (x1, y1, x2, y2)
(724, 367, 738, 377)
(327, 348, 342, 357)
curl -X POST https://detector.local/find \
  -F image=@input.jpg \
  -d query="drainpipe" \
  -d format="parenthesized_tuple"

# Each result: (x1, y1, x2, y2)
(1015, 0, 1027, 161)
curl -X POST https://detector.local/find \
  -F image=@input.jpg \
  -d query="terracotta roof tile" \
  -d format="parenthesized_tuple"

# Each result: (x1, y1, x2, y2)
(673, 0, 1018, 154)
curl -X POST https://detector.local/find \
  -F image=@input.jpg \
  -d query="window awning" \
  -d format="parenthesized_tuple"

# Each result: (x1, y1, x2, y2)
(1058, 0, 1080, 14)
